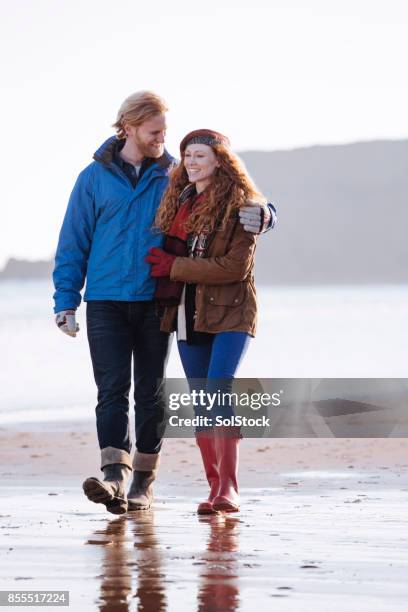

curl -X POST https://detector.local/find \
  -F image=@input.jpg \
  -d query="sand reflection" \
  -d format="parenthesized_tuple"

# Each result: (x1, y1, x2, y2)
(197, 514, 241, 612)
(86, 513, 165, 611)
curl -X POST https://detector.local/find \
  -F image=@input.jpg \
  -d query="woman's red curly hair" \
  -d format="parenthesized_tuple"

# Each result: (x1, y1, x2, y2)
(155, 143, 266, 235)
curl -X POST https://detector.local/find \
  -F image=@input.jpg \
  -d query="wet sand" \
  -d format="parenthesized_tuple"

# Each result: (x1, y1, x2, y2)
(1, 420, 408, 611)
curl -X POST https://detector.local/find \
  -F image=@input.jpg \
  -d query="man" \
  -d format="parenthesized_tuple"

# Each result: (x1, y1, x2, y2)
(53, 91, 276, 515)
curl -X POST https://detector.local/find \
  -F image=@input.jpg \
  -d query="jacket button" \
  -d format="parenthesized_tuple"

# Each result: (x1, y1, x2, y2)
(210, 297, 214, 301)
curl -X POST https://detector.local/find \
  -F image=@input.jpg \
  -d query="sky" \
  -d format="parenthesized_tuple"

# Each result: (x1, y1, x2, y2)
(1, 0, 407, 266)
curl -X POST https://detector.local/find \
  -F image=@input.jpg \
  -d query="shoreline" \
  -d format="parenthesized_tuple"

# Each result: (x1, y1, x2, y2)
(2, 418, 408, 482)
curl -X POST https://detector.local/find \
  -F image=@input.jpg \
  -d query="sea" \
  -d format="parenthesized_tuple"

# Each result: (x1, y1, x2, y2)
(1, 280, 407, 424)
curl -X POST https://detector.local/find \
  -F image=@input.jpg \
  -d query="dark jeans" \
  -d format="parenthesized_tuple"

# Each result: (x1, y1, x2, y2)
(86, 301, 171, 455)
(177, 331, 251, 431)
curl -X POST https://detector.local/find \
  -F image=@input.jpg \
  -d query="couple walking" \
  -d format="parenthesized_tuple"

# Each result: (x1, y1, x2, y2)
(53, 91, 276, 516)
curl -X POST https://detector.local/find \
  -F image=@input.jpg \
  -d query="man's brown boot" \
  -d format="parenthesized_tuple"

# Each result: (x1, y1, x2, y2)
(82, 447, 132, 515)
(127, 451, 160, 511)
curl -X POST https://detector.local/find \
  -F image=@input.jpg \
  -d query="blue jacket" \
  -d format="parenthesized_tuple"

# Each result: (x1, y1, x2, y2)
(53, 137, 176, 313)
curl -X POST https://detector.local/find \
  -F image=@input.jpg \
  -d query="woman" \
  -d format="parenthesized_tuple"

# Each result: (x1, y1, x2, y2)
(146, 129, 266, 514)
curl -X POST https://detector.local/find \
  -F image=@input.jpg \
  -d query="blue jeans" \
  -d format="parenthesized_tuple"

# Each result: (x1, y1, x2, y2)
(86, 301, 172, 454)
(177, 331, 251, 430)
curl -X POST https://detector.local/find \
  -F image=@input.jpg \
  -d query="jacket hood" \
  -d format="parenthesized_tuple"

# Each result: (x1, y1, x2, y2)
(93, 136, 175, 170)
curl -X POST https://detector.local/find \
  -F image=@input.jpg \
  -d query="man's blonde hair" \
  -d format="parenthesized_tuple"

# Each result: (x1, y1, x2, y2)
(113, 91, 168, 139)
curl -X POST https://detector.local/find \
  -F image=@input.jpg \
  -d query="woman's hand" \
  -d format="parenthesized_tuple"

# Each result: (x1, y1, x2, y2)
(145, 247, 176, 277)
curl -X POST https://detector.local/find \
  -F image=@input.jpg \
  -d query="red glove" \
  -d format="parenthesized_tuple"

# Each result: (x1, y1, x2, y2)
(145, 247, 176, 277)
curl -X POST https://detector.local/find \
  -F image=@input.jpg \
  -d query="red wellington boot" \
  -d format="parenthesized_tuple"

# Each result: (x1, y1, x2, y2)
(196, 430, 220, 514)
(212, 427, 241, 513)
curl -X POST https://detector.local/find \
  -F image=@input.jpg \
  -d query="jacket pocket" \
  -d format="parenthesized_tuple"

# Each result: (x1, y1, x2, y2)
(204, 282, 247, 307)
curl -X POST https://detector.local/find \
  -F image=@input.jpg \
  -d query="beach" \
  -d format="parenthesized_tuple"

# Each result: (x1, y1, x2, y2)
(1, 419, 407, 611)
(1, 281, 408, 610)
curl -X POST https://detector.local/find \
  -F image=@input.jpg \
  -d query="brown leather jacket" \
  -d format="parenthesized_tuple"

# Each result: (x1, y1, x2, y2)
(159, 214, 258, 336)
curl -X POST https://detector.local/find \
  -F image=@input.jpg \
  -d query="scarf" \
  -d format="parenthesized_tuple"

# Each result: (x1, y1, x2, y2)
(154, 185, 206, 306)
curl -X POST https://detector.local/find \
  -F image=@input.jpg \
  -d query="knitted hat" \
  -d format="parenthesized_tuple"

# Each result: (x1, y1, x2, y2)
(180, 129, 230, 155)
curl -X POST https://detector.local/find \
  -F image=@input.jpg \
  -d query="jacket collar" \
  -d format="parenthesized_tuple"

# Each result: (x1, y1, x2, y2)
(93, 136, 175, 171)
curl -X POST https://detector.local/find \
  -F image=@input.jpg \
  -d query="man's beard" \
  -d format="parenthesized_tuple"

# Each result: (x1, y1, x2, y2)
(137, 140, 164, 159)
